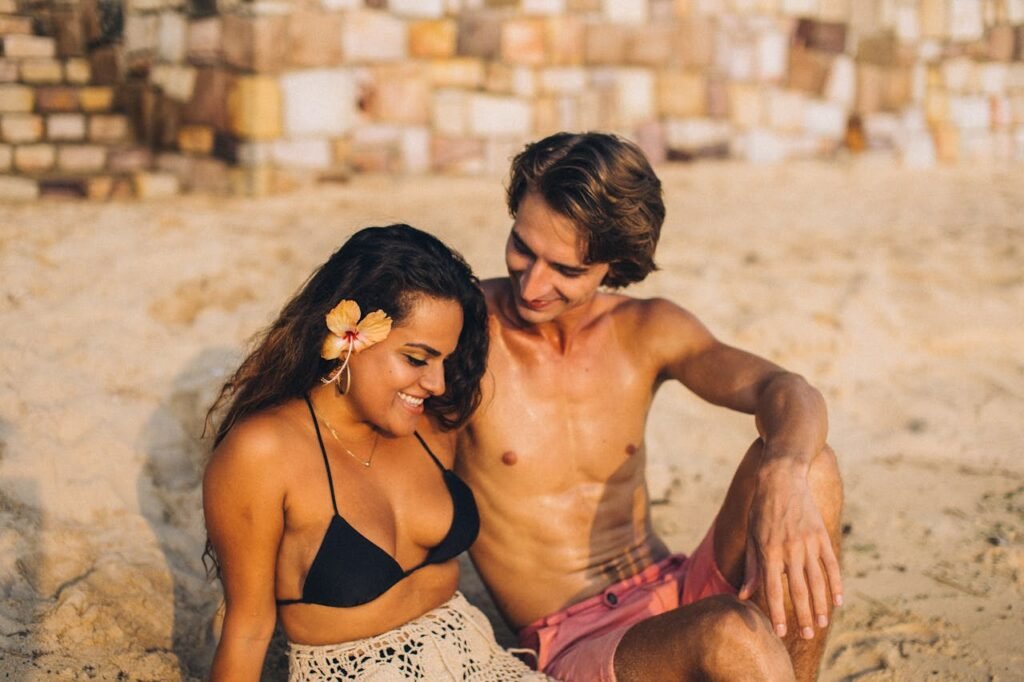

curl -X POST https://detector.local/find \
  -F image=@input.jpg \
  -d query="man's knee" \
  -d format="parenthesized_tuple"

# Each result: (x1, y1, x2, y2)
(698, 596, 795, 680)
(808, 445, 843, 535)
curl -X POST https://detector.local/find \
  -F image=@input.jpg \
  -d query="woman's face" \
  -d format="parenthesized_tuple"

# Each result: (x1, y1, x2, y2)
(345, 294, 463, 437)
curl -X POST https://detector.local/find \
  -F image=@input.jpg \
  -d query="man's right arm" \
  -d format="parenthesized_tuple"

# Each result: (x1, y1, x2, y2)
(643, 298, 841, 638)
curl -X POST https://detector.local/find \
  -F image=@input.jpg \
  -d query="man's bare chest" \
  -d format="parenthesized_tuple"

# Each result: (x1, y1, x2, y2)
(468, 343, 656, 483)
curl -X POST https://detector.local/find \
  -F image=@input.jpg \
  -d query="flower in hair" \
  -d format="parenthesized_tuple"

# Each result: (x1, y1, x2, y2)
(320, 300, 392, 387)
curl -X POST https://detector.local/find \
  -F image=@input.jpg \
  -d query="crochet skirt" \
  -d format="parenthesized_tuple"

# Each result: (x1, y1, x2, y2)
(288, 591, 552, 681)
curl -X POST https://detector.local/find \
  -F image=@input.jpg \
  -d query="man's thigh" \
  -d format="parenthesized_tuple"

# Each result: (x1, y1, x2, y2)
(613, 595, 791, 682)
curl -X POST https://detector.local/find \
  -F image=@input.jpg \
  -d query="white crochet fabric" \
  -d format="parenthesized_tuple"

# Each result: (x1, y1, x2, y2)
(288, 592, 551, 681)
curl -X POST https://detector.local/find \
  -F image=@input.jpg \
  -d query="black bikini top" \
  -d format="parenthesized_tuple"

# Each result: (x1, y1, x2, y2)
(276, 396, 479, 608)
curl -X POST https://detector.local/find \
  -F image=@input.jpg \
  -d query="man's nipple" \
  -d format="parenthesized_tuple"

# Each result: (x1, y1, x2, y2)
(501, 451, 518, 466)
(625, 443, 638, 456)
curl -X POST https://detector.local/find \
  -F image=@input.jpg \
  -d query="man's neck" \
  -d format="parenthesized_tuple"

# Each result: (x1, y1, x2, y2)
(500, 280, 604, 354)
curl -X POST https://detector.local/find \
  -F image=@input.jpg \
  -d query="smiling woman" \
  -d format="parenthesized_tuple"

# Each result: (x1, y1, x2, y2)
(201, 225, 551, 681)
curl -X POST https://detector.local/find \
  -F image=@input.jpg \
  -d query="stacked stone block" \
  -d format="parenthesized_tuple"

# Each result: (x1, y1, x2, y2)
(0, 0, 180, 199)
(4, 0, 1024, 199)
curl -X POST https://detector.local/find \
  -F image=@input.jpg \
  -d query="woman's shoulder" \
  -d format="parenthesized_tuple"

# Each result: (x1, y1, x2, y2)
(208, 400, 309, 477)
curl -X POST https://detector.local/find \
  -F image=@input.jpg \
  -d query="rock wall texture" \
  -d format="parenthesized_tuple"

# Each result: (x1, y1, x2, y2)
(2, 0, 1023, 198)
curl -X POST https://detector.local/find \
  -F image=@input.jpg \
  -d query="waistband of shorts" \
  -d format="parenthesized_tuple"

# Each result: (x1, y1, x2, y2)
(517, 554, 686, 640)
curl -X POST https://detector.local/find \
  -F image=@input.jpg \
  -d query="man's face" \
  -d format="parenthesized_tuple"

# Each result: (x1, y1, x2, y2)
(505, 191, 610, 325)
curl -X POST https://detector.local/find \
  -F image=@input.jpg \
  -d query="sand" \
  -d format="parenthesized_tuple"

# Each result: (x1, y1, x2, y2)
(1, 158, 1022, 680)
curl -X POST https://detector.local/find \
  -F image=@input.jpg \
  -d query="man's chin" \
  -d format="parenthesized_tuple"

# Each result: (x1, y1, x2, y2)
(513, 301, 561, 324)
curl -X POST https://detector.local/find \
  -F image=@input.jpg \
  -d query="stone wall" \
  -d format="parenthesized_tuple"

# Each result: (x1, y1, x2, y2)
(2, 0, 1023, 198)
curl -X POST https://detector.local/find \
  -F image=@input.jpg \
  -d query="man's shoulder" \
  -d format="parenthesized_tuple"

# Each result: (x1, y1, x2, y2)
(603, 294, 704, 331)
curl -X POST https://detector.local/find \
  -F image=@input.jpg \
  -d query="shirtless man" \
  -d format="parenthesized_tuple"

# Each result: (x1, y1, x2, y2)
(456, 132, 843, 682)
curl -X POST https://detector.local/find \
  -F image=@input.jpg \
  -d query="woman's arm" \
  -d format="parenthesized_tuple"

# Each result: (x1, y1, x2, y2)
(203, 419, 287, 681)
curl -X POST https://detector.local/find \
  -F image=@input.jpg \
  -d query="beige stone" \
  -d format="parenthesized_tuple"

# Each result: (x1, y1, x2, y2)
(14, 143, 55, 173)
(342, 10, 408, 62)
(787, 46, 830, 95)
(0, 15, 32, 34)
(856, 63, 884, 114)
(486, 63, 536, 97)
(133, 172, 180, 199)
(227, 76, 281, 139)
(921, 0, 947, 39)
(2, 113, 43, 143)
(409, 19, 457, 59)
(187, 17, 222, 65)
(546, 15, 585, 66)
(430, 135, 485, 174)
(457, 11, 503, 59)
(57, 144, 107, 172)
(1, 35, 56, 58)
(627, 26, 676, 65)
(585, 23, 629, 64)
(678, 16, 716, 67)
(65, 58, 91, 85)
(858, 33, 900, 66)
(0, 175, 38, 200)
(108, 147, 153, 173)
(931, 121, 960, 162)
(0, 59, 16, 82)
(728, 82, 763, 129)
(502, 18, 547, 65)
(988, 25, 1015, 62)
(20, 59, 63, 85)
(428, 58, 485, 88)
(468, 93, 532, 137)
(83, 175, 115, 200)
(151, 65, 197, 102)
(533, 95, 579, 135)
(882, 67, 913, 111)
(0, 84, 33, 113)
(657, 70, 707, 117)
(47, 113, 86, 141)
(366, 65, 430, 124)
(287, 11, 343, 67)
(89, 114, 130, 143)
(432, 89, 469, 136)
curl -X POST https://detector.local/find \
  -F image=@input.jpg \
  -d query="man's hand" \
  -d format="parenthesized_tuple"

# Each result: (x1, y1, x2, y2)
(737, 462, 843, 640)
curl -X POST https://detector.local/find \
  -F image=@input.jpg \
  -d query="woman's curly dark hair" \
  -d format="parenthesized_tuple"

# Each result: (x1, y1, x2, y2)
(207, 224, 489, 447)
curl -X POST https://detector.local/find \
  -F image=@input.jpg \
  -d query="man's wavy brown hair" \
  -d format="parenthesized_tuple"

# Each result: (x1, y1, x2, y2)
(507, 132, 665, 288)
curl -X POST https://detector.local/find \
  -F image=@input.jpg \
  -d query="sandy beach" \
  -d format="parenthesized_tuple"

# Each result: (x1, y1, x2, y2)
(1, 158, 1022, 680)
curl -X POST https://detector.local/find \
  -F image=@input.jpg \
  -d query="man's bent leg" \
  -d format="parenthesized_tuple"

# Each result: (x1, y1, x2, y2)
(613, 594, 795, 682)
(712, 440, 844, 681)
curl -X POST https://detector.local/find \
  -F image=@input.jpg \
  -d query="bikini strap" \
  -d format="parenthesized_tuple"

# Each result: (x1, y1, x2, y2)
(304, 394, 340, 516)
(413, 431, 446, 472)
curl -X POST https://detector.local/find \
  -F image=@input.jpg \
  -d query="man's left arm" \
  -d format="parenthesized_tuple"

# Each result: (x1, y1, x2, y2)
(648, 299, 843, 639)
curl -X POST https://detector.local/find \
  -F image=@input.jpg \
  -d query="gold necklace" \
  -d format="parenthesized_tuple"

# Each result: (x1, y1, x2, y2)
(319, 414, 379, 468)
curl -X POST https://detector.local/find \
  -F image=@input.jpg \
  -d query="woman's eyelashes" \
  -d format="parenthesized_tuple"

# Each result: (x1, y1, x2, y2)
(404, 355, 428, 367)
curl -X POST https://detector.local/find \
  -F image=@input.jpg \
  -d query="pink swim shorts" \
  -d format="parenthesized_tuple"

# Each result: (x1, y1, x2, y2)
(517, 525, 737, 682)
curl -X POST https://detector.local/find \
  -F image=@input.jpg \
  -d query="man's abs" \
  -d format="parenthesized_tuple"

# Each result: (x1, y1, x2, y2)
(457, 421, 671, 628)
